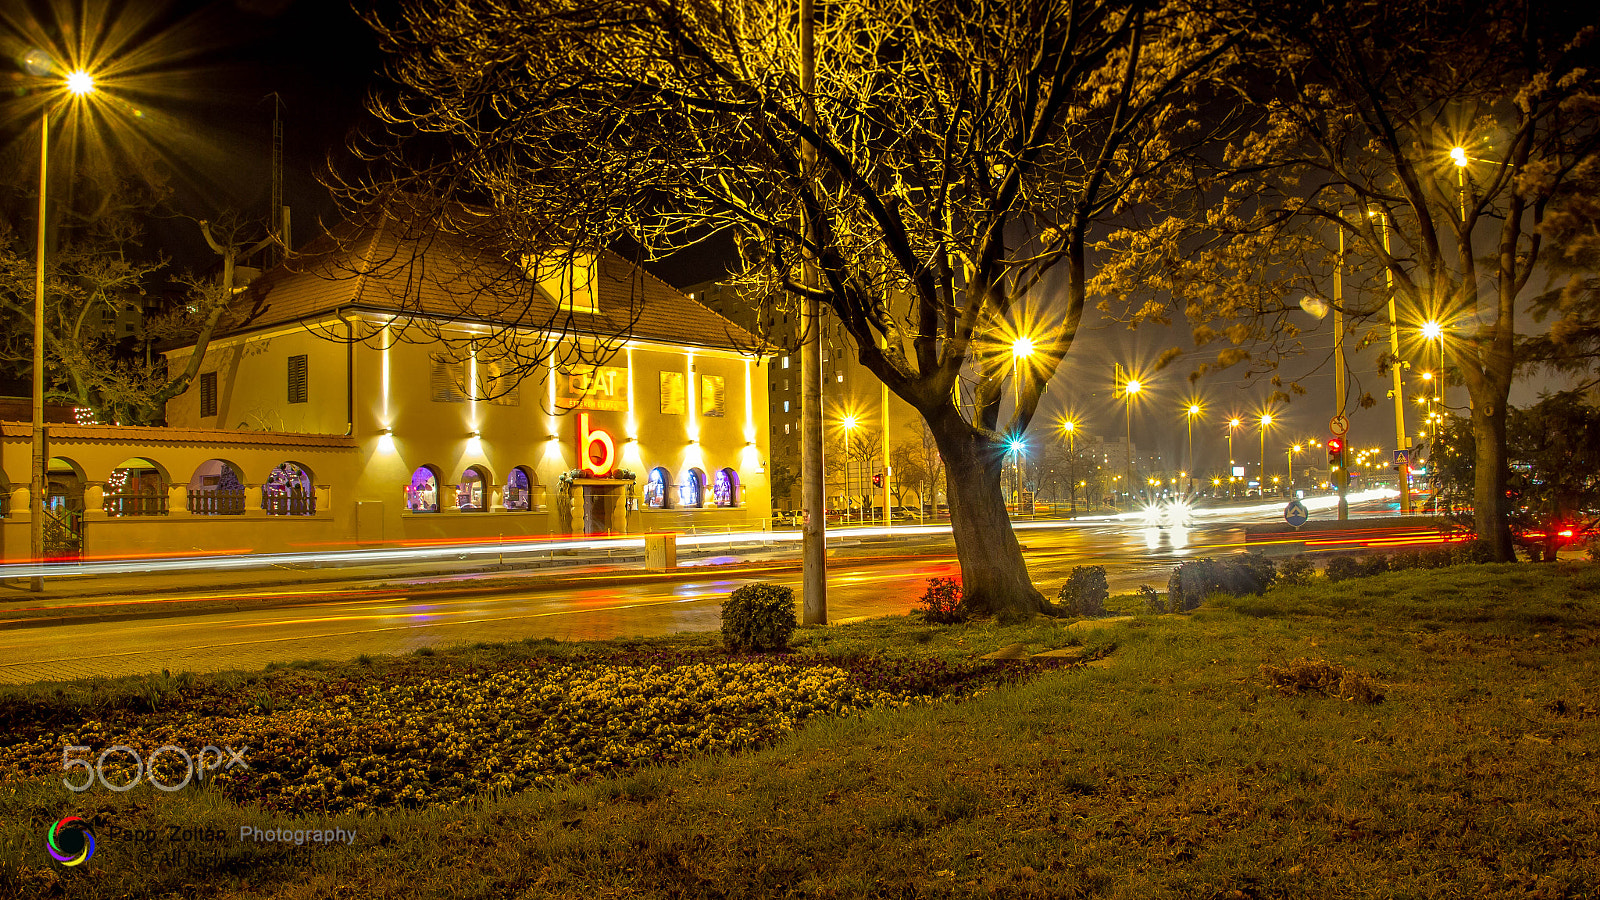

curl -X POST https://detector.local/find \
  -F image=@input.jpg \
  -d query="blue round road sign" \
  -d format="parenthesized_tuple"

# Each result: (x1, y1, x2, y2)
(1284, 500, 1309, 528)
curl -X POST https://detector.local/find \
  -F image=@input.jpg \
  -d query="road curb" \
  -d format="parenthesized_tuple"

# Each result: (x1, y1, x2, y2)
(0, 552, 954, 632)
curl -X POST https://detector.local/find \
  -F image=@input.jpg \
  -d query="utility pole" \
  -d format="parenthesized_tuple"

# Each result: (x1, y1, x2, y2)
(798, 0, 827, 625)
(1334, 231, 1350, 521)
(1375, 213, 1411, 515)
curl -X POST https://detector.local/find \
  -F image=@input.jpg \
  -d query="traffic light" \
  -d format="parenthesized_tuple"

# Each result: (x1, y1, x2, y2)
(872, 472, 884, 488)
(1327, 437, 1344, 471)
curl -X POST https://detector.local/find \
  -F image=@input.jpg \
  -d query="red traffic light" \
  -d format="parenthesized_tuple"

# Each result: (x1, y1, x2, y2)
(872, 473, 884, 488)
(1327, 437, 1343, 454)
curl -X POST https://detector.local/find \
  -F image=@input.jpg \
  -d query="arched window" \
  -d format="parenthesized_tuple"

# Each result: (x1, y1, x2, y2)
(106, 457, 169, 517)
(187, 459, 246, 515)
(714, 467, 738, 508)
(457, 466, 489, 511)
(504, 466, 532, 511)
(645, 467, 670, 509)
(263, 462, 315, 516)
(679, 467, 704, 509)
(406, 466, 440, 513)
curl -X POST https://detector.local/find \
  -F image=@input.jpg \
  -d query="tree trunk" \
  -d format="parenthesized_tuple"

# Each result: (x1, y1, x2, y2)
(1470, 402, 1514, 560)
(927, 405, 1050, 620)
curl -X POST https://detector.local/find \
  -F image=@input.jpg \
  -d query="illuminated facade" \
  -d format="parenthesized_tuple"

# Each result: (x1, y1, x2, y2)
(0, 210, 770, 561)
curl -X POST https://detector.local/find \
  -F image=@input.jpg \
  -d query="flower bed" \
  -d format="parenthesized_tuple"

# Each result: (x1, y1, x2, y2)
(0, 654, 1059, 815)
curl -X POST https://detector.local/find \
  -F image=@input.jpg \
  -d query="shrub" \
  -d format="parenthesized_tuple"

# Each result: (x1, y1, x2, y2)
(1588, 536, 1600, 562)
(1324, 556, 1362, 582)
(1137, 584, 1166, 614)
(721, 583, 798, 652)
(1454, 539, 1496, 565)
(1057, 566, 1109, 617)
(1421, 547, 1455, 569)
(1167, 554, 1275, 611)
(1360, 554, 1391, 577)
(915, 577, 966, 625)
(1277, 554, 1316, 587)
(1226, 552, 1278, 595)
(1389, 552, 1423, 571)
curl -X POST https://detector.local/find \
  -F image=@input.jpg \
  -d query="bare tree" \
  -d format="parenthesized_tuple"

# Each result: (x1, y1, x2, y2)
(1096, 0, 1600, 559)
(341, 0, 1237, 615)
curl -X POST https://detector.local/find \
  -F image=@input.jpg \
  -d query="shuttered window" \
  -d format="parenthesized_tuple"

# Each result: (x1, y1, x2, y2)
(482, 358, 521, 406)
(288, 355, 308, 404)
(200, 372, 217, 418)
(430, 354, 467, 403)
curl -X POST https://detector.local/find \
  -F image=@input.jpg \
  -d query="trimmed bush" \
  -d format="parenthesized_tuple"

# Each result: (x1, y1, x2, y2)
(1360, 554, 1391, 577)
(916, 577, 966, 624)
(1057, 566, 1109, 617)
(1588, 536, 1600, 562)
(721, 583, 798, 652)
(1324, 556, 1362, 582)
(1167, 553, 1277, 611)
(1277, 554, 1316, 587)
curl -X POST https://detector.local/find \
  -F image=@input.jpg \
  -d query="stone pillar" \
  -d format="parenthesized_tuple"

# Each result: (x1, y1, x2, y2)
(166, 483, 191, 518)
(82, 484, 109, 521)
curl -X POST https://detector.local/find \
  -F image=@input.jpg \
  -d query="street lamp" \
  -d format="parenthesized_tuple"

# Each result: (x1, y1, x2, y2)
(1123, 377, 1141, 508)
(1184, 403, 1201, 494)
(1061, 419, 1077, 515)
(1227, 417, 1241, 498)
(29, 65, 97, 592)
(1369, 207, 1413, 514)
(1258, 413, 1273, 495)
(840, 414, 859, 524)
(1288, 443, 1302, 495)
(1010, 337, 1036, 508)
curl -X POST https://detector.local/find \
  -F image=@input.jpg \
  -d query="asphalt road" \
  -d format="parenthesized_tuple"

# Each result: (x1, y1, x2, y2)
(0, 496, 1400, 685)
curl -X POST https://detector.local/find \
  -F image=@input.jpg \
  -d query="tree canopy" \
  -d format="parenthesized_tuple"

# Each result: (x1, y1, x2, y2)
(341, 0, 1239, 616)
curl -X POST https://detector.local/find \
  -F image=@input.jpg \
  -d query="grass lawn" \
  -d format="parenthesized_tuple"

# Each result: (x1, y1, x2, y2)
(3, 562, 1598, 898)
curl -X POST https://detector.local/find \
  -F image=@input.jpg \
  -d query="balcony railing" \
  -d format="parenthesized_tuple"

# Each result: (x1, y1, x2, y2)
(264, 492, 317, 517)
(103, 492, 169, 517)
(188, 489, 245, 515)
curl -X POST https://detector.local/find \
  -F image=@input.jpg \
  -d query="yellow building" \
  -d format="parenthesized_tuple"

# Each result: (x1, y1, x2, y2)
(1, 208, 771, 561)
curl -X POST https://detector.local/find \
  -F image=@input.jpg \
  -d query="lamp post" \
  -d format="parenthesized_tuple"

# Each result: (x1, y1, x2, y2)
(30, 67, 96, 592)
(1258, 413, 1272, 496)
(1227, 417, 1240, 498)
(1123, 376, 1141, 508)
(1061, 420, 1077, 515)
(1288, 444, 1302, 495)
(840, 414, 858, 525)
(1185, 404, 1200, 495)
(1011, 337, 1035, 508)
(1370, 208, 1412, 514)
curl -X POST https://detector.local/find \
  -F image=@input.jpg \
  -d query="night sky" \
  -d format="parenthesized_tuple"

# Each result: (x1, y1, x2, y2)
(2, 0, 1573, 477)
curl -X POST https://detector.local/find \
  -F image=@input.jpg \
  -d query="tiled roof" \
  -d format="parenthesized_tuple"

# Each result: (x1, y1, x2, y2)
(0, 422, 357, 447)
(217, 205, 757, 352)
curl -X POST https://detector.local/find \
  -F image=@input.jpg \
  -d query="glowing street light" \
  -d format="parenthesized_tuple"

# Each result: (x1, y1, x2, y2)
(1061, 419, 1078, 514)
(1226, 417, 1241, 498)
(1259, 414, 1273, 494)
(839, 414, 859, 524)
(29, 64, 98, 592)
(1118, 370, 1143, 507)
(1184, 403, 1201, 494)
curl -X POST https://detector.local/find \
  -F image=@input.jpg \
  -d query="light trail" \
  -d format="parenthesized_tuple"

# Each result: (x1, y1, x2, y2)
(0, 490, 1400, 582)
